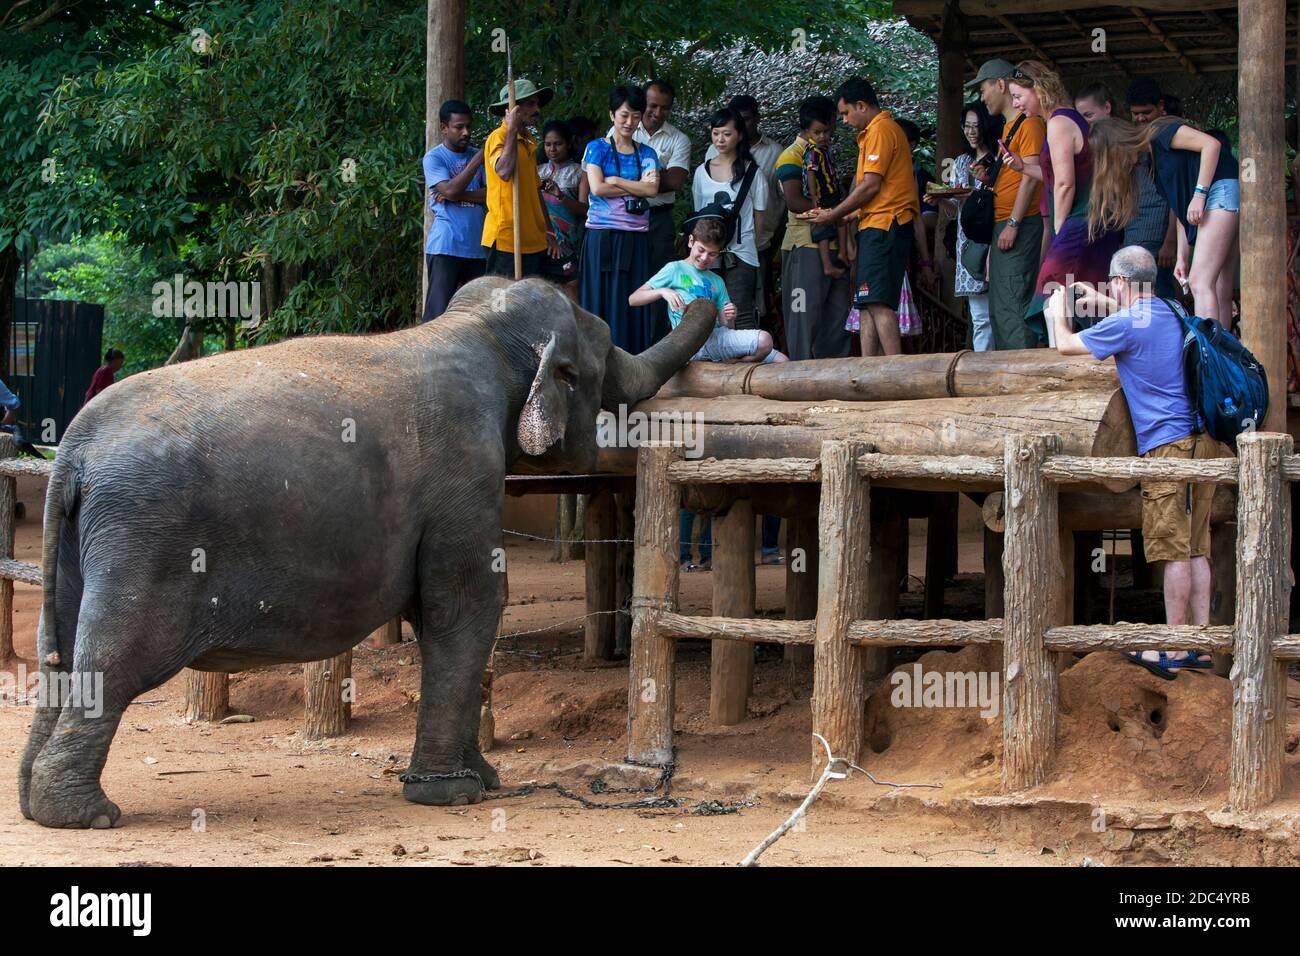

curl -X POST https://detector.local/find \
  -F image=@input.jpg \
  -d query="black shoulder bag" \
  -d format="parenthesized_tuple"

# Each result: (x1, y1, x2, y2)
(960, 113, 1026, 245)
(716, 159, 759, 265)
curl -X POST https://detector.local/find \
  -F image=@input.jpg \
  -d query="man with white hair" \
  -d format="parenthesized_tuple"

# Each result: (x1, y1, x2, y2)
(1049, 245, 1225, 679)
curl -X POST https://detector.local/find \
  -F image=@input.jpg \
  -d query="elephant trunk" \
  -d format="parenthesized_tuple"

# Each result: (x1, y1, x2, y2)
(602, 299, 717, 409)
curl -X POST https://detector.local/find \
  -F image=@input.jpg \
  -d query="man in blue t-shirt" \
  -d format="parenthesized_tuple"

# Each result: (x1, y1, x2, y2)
(422, 99, 488, 322)
(1050, 245, 1226, 677)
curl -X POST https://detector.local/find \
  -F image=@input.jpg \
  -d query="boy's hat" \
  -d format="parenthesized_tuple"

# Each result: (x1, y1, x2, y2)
(965, 58, 1015, 90)
(683, 195, 734, 244)
(489, 78, 554, 116)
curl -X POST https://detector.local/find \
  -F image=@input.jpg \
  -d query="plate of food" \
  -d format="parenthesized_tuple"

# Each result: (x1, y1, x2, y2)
(795, 209, 823, 220)
(925, 184, 972, 197)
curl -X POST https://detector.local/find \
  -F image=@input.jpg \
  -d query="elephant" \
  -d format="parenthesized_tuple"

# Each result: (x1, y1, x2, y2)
(18, 276, 716, 828)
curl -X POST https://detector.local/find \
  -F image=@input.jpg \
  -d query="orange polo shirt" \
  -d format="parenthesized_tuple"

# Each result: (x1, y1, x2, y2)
(853, 110, 920, 232)
(993, 114, 1045, 222)
(482, 121, 548, 254)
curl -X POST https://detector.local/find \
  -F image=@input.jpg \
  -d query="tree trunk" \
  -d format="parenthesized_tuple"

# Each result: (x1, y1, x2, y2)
(0, 243, 18, 381)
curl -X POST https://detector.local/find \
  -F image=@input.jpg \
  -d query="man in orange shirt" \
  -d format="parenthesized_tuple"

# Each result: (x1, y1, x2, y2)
(812, 77, 934, 356)
(968, 58, 1045, 349)
(482, 78, 553, 279)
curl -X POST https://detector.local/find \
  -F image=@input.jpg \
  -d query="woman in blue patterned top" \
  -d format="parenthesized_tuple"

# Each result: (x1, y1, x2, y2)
(579, 85, 661, 353)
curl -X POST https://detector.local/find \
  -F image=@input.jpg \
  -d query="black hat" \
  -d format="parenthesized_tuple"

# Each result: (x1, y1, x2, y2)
(682, 193, 734, 244)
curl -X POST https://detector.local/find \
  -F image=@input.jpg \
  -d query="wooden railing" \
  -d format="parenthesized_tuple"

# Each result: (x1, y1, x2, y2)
(627, 431, 1294, 812)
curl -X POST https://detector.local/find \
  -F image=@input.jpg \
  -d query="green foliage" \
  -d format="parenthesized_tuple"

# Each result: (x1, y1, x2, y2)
(26, 233, 193, 374)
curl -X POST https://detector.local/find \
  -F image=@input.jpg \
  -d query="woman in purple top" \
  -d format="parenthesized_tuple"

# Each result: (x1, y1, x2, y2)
(578, 85, 660, 353)
(1002, 60, 1121, 338)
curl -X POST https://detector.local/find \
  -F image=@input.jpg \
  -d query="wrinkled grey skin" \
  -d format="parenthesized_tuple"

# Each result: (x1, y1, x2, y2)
(18, 277, 716, 828)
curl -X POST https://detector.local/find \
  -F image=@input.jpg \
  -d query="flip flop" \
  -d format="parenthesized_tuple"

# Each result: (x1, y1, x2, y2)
(1124, 650, 1182, 681)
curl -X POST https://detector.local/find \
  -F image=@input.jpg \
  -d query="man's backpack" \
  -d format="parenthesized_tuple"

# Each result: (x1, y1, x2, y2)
(959, 113, 1026, 245)
(1161, 298, 1269, 446)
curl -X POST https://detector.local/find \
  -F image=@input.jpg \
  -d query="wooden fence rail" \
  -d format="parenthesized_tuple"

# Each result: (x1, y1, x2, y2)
(627, 431, 1296, 812)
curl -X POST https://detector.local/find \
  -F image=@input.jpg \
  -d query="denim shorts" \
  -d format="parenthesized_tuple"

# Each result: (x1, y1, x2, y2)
(692, 327, 775, 363)
(1205, 178, 1239, 213)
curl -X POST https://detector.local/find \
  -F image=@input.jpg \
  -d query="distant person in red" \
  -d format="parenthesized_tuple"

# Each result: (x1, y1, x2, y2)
(85, 349, 124, 405)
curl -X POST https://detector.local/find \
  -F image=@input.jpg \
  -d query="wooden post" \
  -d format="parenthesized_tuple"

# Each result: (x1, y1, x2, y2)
(934, 0, 969, 312)
(1229, 432, 1291, 811)
(1001, 433, 1061, 792)
(784, 512, 818, 681)
(583, 490, 617, 661)
(1210, 519, 1237, 678)
(304, 651, 352, 740)
(923, 492, 958, 618)
(368, 616, 402, 647)
(626, 445, 681, 764)
(614, 490, 636, 657)
(184, 670, 229, 724)
(811, 440, 872, 776)
(1239, 0, 1287, 433)
(710, 498, 755, 724)
(863, 489, 900, 677)
(0, 434, 14, 666)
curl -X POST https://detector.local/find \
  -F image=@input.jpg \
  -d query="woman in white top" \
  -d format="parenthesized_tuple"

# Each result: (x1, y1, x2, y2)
(691, 107, 768, 330)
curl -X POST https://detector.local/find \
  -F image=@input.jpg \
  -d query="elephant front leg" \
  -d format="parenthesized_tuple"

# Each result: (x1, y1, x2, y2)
(402, 570, 504, 808)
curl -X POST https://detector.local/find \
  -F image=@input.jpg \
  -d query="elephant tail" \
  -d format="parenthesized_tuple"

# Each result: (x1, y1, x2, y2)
(37, 461, 75, 668)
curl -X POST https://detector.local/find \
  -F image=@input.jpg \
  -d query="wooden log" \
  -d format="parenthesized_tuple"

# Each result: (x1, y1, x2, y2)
(0, 558, 40, 586)
(924, 492, 958, 617)
(1041, 455, 1237, 485)
(896, 0, 1236, 16)
(614, 489, 635, 657)
(710, 499, 756, 725)
(655, 349, 1118, 402)
(303, 651, 351, 739)
(626, 445, 681, 765)
(658, 612, 813, 645)
(784, 513, 818, 681)
(0, 456, 52, 478)
(1229, 432, 1291, 811)
(184, 670, 229, 724)
(934, 3, 968, 314)
(583, 490, 618, 661)
(1044, 623, 1233, 653)
(1239, 0, 1288, 433)
(859, 453, 1003, 484)
(1002, 433, 1061, 792)
(848, 618, 1003, 646)
(668, 458, 820, 483)
(0, 434, 13, 665)
(811, 440, 872, 776)
(1273, 635, 1300, 660)
(632, 390, 1134, 460)
(979, 527, 1005, 671)
(368, 617, 402, 647)
(982, 486, 1237, 531)
(423, 0, 466, 306)
(864, 490, 902, 677)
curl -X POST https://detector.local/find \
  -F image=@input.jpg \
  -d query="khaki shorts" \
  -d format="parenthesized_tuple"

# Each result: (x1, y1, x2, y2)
(1140, 434, 1225, 563)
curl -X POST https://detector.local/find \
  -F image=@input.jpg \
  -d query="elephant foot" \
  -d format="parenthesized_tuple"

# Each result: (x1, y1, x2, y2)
(28, 784, 121, 829)
(464, 749, 501, 791)
(402, 771, 484, 807)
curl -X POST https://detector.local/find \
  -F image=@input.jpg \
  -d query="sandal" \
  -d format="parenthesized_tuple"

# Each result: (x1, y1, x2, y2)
(1124, 650, 1190, 681)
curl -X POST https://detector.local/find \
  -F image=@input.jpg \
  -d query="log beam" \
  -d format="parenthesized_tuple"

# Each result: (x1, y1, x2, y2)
(583, 490, 618, 661)
(710, 499, 756, 725)
(784, 513, 818, 683)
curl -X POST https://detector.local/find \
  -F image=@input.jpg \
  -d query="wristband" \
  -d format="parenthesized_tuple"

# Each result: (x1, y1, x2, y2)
(1194, 184, 1211, 196)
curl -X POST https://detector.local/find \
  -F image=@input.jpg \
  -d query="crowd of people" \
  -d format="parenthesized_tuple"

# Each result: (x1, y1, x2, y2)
(419, 62, 1242, 678)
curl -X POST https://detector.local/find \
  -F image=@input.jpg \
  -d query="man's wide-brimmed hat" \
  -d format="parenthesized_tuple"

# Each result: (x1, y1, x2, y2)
(489, 78, 554, 115)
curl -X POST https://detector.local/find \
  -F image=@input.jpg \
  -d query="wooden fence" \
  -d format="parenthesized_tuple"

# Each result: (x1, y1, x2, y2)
(627, 431, 1297, 812)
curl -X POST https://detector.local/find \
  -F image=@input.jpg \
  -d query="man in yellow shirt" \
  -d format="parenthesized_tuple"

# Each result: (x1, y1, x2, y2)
(482, 78, 553, 278)
(813, 77, 934, 356)
(968, 58, 1045, 349)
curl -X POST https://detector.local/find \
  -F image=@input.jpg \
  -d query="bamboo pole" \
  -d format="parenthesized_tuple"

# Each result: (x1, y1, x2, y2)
(583, 490, 617, 661)
(710, 499, 755, 724)
(1001, 433, 1061, 792)
(1229, 432, 1291, 811)
(626, 445, 682, 764)
(811, 440, 872, 777)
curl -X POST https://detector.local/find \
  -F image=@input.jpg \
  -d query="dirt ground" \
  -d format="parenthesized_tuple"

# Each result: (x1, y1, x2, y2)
(2, 473, 1299, 867)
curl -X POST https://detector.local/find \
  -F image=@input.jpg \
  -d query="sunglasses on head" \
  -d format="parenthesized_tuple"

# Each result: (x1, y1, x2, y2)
(1010, 68, 1030, 82)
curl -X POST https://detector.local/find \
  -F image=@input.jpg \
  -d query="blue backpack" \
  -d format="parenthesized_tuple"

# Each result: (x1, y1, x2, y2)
(1161, 298, 1268, 446)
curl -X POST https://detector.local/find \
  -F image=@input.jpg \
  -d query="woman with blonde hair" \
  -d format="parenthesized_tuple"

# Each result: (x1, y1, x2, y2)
(1087, 115, 1239, 328)
(1000, 60, 1121, 336)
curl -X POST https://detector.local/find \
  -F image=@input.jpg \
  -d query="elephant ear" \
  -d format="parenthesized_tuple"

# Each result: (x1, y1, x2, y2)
(517, 332, 568, 455)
